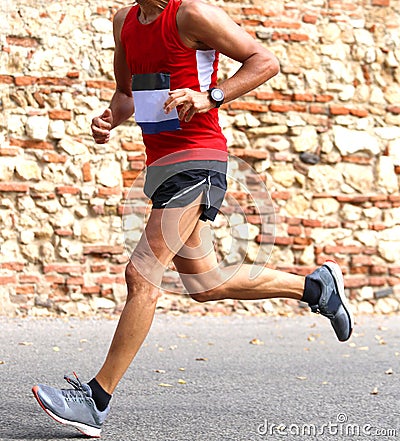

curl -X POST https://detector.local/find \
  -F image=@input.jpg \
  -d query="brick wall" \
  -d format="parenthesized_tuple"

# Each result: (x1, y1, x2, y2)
(0, 0, 399, 316)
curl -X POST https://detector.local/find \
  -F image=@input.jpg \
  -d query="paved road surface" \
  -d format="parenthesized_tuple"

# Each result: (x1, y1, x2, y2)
(0, 314, 399, 441)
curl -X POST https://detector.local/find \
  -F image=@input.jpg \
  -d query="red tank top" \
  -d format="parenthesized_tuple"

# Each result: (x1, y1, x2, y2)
(121, 0, 228, 165)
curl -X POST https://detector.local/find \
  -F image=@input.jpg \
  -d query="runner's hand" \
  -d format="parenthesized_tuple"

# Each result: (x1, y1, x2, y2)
(164, 89, 215, 123)
(91, 108, 113, 144)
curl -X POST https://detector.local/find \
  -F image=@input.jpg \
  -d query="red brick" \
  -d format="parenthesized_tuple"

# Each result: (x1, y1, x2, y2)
(294, 237, 312, 246)
(122, 170, 141, 187)
(350, 266, 369, 274)
(0, 182, 29, 192)
(230, 148, 269, 160)
(96, 276, 125, 285)
(0, 147, 19, 156)
(369, 276, 386, 286)
(369, 195, 388, 202)
(91, 265, 107, 272)
(352, 255, 372, 265)
(82, 162, 92, 182)
(16, 285, 35, 294)
(387, 105, 400, 114)
(269, 103, 292, 113)
(310, 105, 327, 114)
(1, 262, 25, 271)
(6, 36, 38, 47)
(67, 71, 80, 79)
(274, 237, 293, 245)
(302, 219, 322, 227)
(256, 234, 275, 244)
(45, 274, 65, 284)
(271, 191, 291, 200)
(389, 267, 400, 275)
(336, 195, 369, 203)
(330, 106, 350, 115)
(82, 286, 101, 294)
(98, 187, 122, 197)
(242, 7, 264, 14)
(83, 245, 124, 255)
(86, 80, 115, 89)
(42, 153, 67, 163)
(344, 277, 366, 288)
(372, 0, 389, 5)
(315, 95, 334, 103)
(371, 265, 387, 274)
(10, 138, 54, 150)
(54, 229, 73, 236)
(292, 93, 314, 102)
(0, 75, 14, 84)
(56, 186, 80, 195)
(263, 20, 301, 29)
(349, 108, 369, 117)
(270, 103, 307, 113)
(110, 265, 125, 274)
(43, 264, 84, 275)
(388, 195, 400, 202)
(0, 275, 17, 284)
(121, 142, 145, 152)
(49, 109, 71, 120)
(129, 160, 145, 170)
(256, 91, 290, 101)
(37, 77, 74, 87)
(290, 33, 310, 42)
(288, 226, 302, 235)
(395, 166, 400, 175)
(302, 14, 318, 24)
(239, 19, 263, 26)
(341, 155, 371, 165)
(66, 277, 84, 285)
(374, 201, 391, 209)
(324, 245, 361, 254)
(369, 223, 386, 231)
(287, 217, 301, 225)
(19, 275, 40, 283)
(228, 101, 269, 112)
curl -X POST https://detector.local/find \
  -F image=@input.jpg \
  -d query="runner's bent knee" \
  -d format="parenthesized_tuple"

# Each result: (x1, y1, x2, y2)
(129, 244, 166, 287)
(125, 261, 162, 303)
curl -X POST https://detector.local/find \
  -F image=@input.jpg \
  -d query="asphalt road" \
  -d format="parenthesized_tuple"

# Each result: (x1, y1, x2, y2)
(0, 313, 399, 441)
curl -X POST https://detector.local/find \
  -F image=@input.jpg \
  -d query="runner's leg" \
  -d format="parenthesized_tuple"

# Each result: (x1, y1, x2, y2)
(173, 220, 304, 302)
(95, 195, 203, 394)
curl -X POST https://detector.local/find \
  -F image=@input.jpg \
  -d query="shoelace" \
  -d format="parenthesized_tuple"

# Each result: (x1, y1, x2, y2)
(62, 372, 89, 401)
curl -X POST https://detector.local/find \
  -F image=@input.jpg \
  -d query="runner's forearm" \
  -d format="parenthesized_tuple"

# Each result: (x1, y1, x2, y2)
(109, 89, 134, 129)
(218, 51, 279, 104)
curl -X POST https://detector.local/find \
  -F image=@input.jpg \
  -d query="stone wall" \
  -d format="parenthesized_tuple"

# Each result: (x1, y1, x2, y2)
(0, 0, 399, 317)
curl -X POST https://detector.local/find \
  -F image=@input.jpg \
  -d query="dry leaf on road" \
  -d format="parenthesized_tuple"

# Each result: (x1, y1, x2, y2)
(370, 387, 379, 395)
(250, 338, 264, 345)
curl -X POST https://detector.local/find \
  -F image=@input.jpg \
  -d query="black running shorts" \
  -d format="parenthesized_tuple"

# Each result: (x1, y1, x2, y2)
(143, 160, 227, 222)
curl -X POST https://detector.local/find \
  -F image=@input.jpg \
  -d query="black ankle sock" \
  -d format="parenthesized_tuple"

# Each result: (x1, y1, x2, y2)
(88, 378, 112, 412)
(302, 277, 321, 306)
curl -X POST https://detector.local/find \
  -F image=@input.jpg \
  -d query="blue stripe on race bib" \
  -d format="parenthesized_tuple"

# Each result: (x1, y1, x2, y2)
(132, 73, 180, 135)
(139, 119, 180, 135)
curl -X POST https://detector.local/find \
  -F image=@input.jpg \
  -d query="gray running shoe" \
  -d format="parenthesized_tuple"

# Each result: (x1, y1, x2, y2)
(32, 373, 110, 438)
(306, 260, 354, 342)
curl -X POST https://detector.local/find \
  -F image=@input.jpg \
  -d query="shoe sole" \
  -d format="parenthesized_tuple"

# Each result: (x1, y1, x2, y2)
(324, 260, 354, 341)
(32, 386, 101, 438)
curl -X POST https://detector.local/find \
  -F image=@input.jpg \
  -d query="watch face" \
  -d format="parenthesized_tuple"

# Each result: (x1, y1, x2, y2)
(211, 88, 224, 102)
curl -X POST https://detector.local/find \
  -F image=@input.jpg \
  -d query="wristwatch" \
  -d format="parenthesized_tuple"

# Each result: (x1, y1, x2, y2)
(208, 88, 225, 108)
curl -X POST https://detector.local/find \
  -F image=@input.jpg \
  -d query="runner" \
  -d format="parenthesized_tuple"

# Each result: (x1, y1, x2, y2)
(32, 0, 354, 437)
